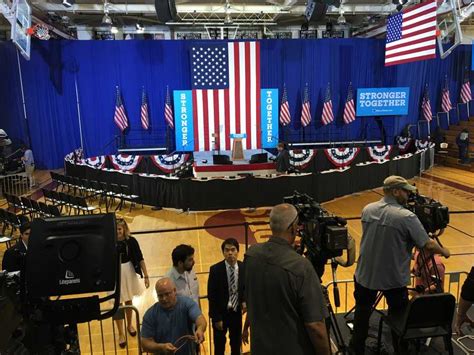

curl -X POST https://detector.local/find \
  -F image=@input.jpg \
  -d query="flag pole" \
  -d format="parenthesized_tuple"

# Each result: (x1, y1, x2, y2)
(447, 111, 450, 126)
(467, 101, 470, 118)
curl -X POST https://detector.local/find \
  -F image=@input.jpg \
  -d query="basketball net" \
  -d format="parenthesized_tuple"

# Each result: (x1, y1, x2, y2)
(26, 24, 51, 40)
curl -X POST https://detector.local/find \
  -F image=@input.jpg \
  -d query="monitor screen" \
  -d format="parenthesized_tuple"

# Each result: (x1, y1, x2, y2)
(26, 214, 117, 298)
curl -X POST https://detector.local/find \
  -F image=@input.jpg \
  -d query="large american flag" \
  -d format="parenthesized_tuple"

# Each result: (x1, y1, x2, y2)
(441, 78, 452, 113)
(280, 84, 291, 126)
(114, 86, 128, 132)
(191, 42, 260, 151)
(300, 84, 311, 127)
(385, 0, 437, 66)
(165, 86, 174, 129)
(140, 88, 150, 130)
(321, 83, 334, 126)
(460, 71, 472, 104)
(343, 83, 356, 124)
(421, 84, 432, 122)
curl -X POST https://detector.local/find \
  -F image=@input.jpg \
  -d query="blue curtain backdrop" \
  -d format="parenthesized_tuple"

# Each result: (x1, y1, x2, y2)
(0, 39, 472, 169)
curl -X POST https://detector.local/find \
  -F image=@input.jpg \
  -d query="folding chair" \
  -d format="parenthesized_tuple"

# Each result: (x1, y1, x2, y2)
(377, 293, 456, 354)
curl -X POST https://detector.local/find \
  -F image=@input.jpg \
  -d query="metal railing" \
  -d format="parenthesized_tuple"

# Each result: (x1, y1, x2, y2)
(0, 172, 29, 197)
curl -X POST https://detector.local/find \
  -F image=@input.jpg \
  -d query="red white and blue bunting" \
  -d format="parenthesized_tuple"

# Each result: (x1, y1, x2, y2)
(64, 152, 75, 164)
(109, 154, 142, 172)
(396, 136, 413, 153)
(415, 140, 429, 151)
(367, 145, 392, 162)
(84, 156, 107, 169)
(151, 153, 190, 173)
(289, 149, 317, 169)
(64, 148, 84, 164)
(324, 147, 360, 167)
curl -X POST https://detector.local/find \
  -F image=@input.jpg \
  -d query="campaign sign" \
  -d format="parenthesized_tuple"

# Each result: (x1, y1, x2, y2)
(261, 89, 279, 148)
(356, 87, 410, 116)
(174, 90, 194, 151)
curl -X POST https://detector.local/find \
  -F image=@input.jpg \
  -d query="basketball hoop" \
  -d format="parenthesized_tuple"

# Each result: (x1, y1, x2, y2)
(26, 24, 51, 40)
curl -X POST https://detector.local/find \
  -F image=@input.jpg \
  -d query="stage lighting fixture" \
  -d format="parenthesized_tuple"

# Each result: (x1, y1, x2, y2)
(111, 26, 118, 34)
(135, 23, 144, 32)
(62, 0, 74, 8)
(102, 13, 112, 25)
(337, 13, 346, 24)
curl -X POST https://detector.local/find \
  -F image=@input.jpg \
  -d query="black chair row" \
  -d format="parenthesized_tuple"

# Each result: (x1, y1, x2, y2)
(4, 192, 60, 219)
(49, 172, 140, 212)
(42, 189, 100, 215)
(0, 207, 29, 237)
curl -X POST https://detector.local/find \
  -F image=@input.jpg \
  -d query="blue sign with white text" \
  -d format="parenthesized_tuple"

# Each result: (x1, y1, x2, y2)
(261, 89, 279, 148)
(174, 90, 194, 151)
(356, 87, 410, 116)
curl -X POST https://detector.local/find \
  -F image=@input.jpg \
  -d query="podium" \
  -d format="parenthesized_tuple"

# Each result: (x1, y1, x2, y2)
(231, 133, 246, 160)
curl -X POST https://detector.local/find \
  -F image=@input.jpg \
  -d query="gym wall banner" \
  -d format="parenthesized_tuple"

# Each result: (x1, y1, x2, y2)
(356, 87, 410, 116)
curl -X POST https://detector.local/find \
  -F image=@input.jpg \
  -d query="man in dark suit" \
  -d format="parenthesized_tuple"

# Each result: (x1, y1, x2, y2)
(274, 142, 290, 173)
(2, 222, 30, 272)
(207, 238, 245, 355)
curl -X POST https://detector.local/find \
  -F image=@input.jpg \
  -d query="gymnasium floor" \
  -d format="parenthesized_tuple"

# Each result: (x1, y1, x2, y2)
(1, 166, 473, 354)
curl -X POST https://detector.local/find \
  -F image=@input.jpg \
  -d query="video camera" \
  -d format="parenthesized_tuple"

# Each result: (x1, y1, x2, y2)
(284, 191, 349, 277)
(406, 192, 449, 234)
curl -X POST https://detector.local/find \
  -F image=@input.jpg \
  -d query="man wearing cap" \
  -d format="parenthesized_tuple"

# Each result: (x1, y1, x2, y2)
(349, 176, 450, 354)
(244, 203, 330, 355)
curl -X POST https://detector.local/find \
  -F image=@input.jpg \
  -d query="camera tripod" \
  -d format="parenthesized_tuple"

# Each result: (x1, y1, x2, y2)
(322, 259, 349, 355)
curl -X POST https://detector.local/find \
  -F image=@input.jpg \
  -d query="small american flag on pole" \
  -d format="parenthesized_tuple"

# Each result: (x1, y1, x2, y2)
(114, 86, 128, 132)
(321, 83, 334, 126)
(165, 86, 174, 129)
(460, 70, 472, 104)
(421, 84, 432, 122)
(300, 83, 311, 127)
(343, 83, 356, 124)
(280, 84, 291, 126)
(140, 88, 150, 130)
(441, 77, 452, 113)
(384, 0, 437, 66)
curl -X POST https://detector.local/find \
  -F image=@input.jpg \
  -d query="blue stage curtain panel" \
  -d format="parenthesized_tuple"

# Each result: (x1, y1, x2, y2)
(0, 39, 471, 169)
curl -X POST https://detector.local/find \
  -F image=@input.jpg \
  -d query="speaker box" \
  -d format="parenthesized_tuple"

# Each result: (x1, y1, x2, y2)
(249, 153, 268, 164)
(155, 0, 177, 23)
(212, 154, 233, 165)
(305, 0, 328, 22)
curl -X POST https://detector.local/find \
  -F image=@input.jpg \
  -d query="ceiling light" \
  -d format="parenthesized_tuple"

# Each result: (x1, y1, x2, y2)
(62, 0, 74, 8)
(135, 23, 144, 32)
(102, 13, 112, 25)
(110, 26, 118, 34)
(337, 14, 346, 24)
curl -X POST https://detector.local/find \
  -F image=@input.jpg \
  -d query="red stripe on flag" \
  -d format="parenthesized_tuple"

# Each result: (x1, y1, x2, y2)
(245, 42, 252, 149)
(192, 90, 199, 151)
(213, 90, 220, 151)
(202, 90, 210, 151)
(385, 44, 436, 59)
(255, 41, 261, 148)
(224, 89, 230, 150)
(386, 35, 436, 51)
(234, 42, 241, 134)
(385, 53, 436, 66)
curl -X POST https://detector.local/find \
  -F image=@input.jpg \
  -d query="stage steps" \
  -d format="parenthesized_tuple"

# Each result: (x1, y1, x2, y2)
(438, 116, 473, 171)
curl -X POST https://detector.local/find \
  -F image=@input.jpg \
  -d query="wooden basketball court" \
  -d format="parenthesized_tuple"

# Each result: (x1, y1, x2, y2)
(1, 166, 472, 354)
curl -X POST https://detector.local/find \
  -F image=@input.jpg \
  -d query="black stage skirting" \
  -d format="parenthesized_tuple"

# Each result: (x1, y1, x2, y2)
(65, 150, 428, 211)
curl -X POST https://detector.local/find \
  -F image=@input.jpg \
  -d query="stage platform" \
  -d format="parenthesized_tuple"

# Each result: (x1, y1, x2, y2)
(193, 150, 277, 178)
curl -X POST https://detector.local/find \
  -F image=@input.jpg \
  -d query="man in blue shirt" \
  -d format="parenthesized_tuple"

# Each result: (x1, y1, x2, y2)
(141, 277, 207, 354)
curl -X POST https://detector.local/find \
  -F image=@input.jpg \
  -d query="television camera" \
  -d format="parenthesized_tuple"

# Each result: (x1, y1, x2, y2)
(284, 191, 356, 353)
(0, 213, 121, 354)
(406, 191, 449, 294)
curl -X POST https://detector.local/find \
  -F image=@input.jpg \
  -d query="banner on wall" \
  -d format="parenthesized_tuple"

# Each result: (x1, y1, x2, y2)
(356, 87, 410, 116)
(261, 89, 279, 148)
(174, 90, 194, 151)
(174, 89, 278, 151)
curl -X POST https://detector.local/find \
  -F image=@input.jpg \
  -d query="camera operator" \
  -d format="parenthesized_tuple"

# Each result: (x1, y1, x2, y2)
(2, 222, 30, 272)
(349, 176, 450, 354)
(244, 203, 330, 355)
